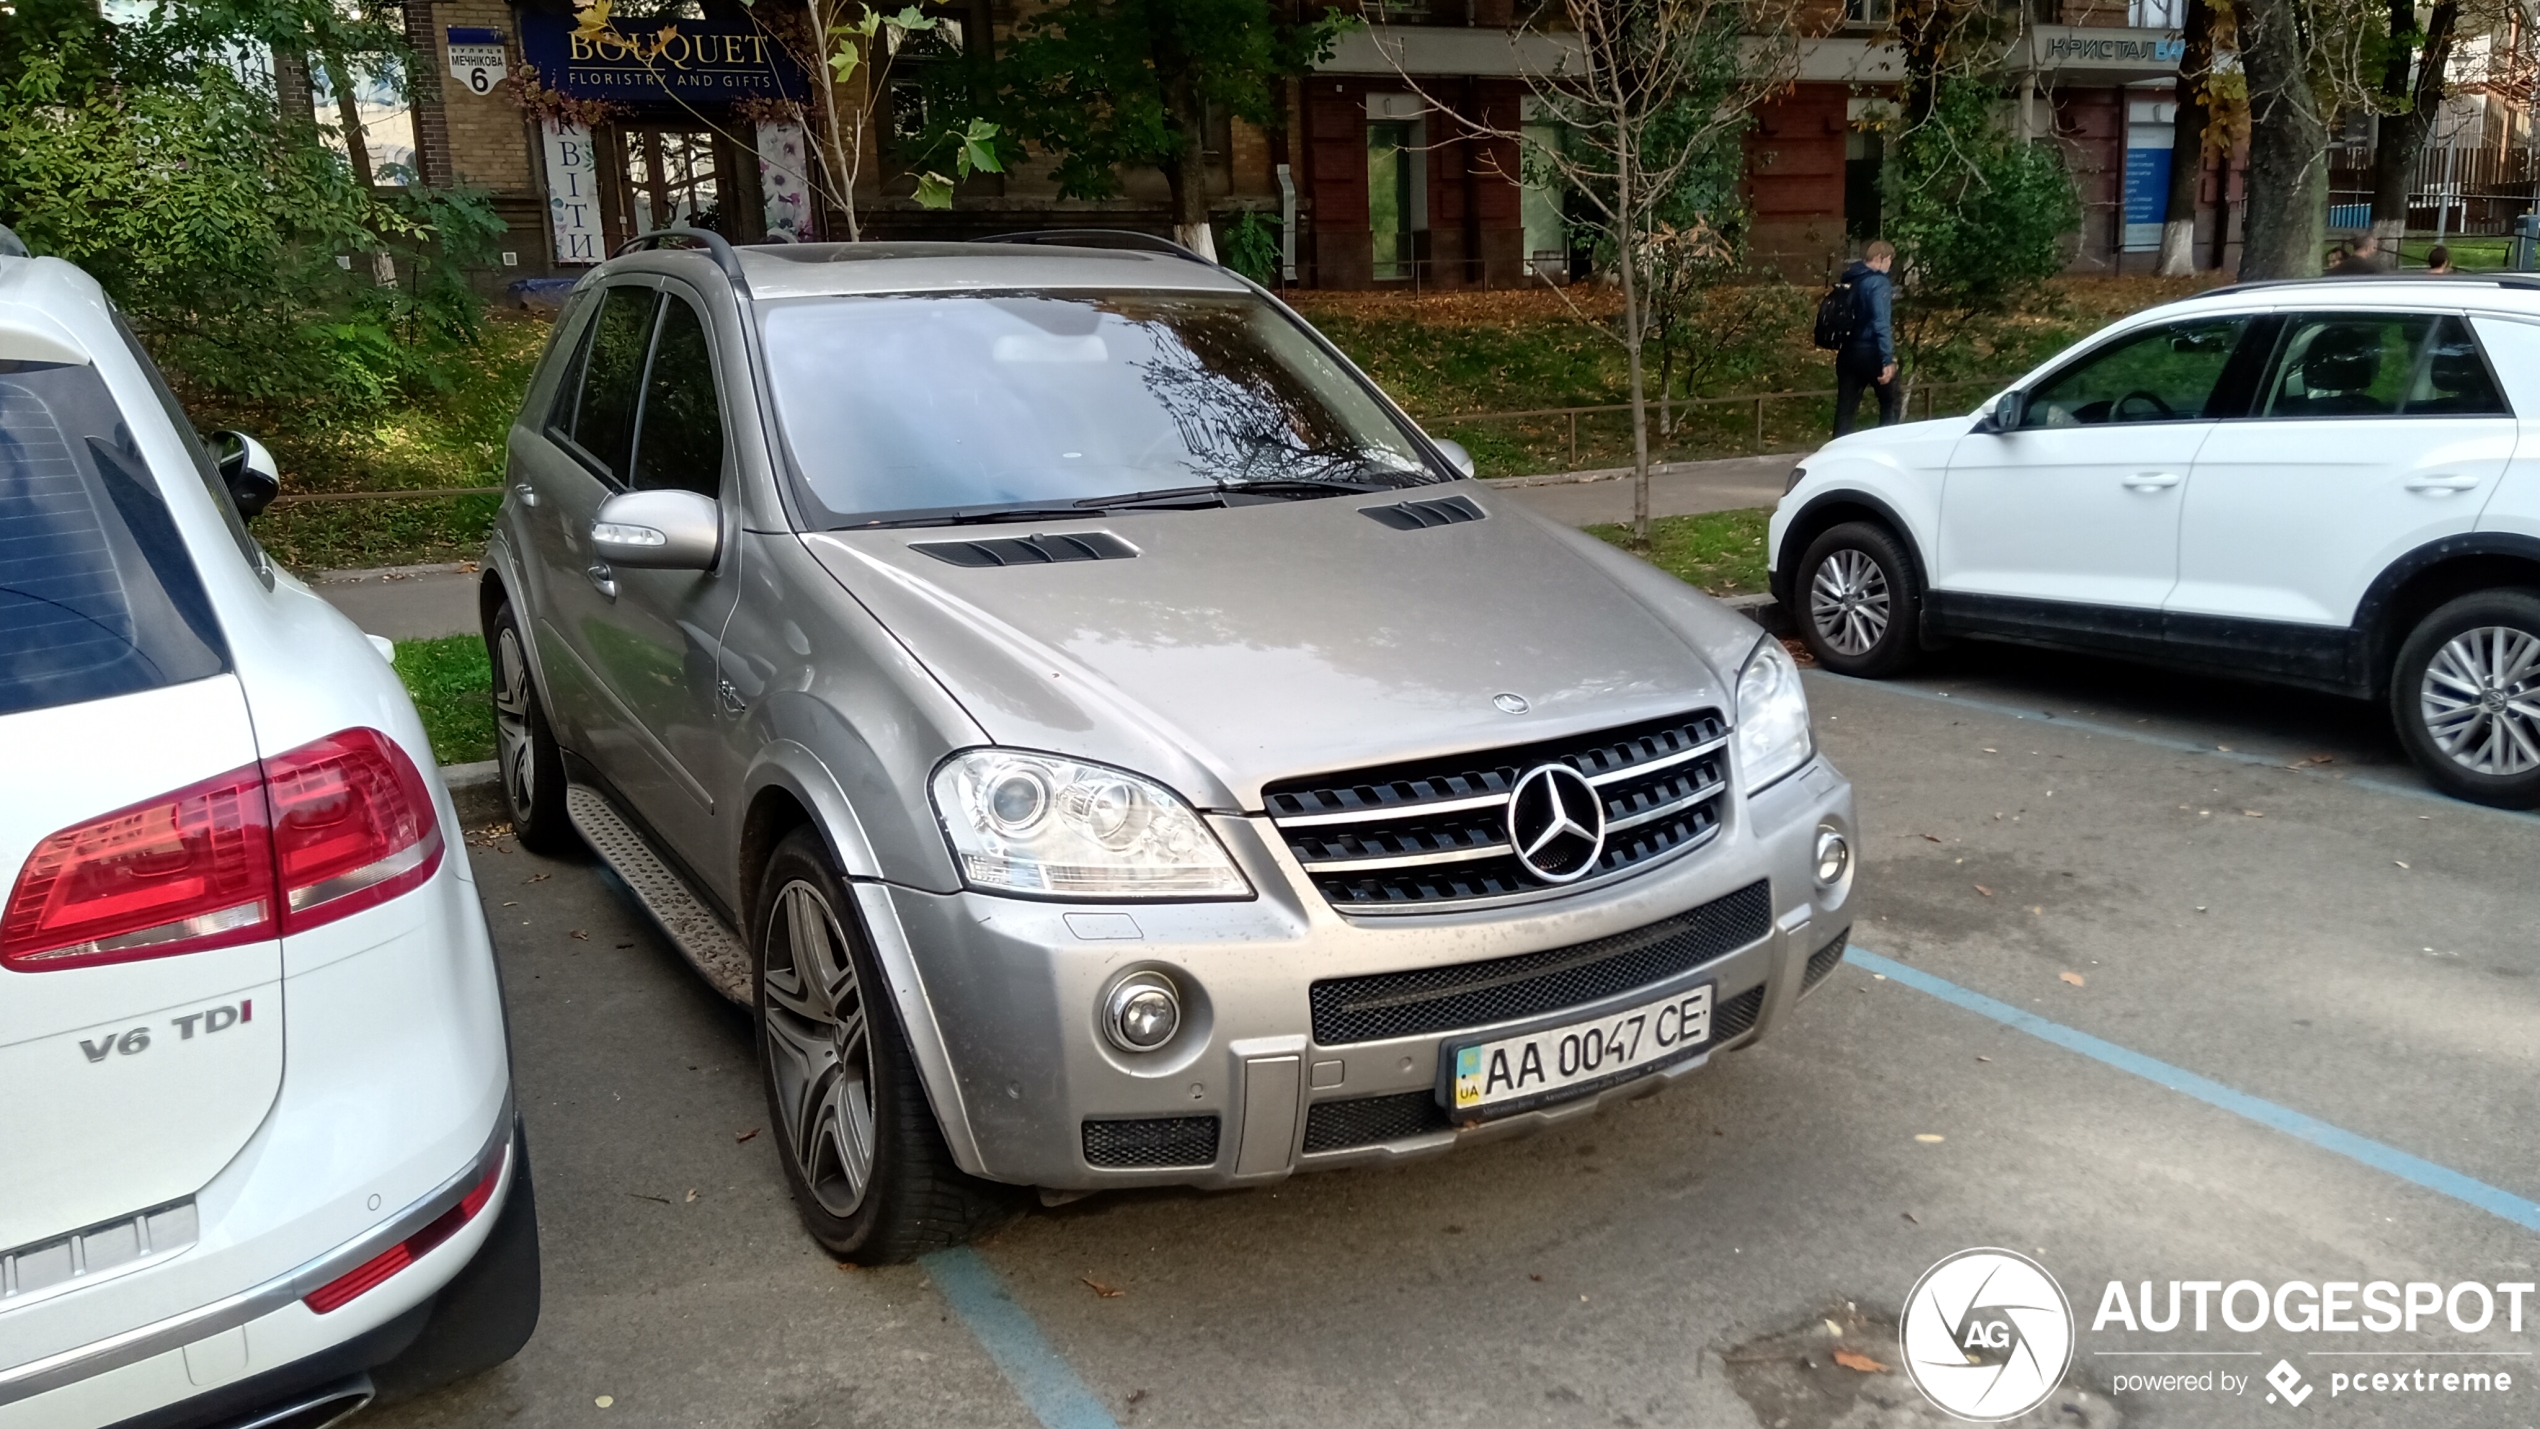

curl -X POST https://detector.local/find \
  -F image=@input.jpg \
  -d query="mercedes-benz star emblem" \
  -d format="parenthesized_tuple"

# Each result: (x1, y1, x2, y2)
(1506, 763, 1605, 883)
(1493, 692, 1531, 715)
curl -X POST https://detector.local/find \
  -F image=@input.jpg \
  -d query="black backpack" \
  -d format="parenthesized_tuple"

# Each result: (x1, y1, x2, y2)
(1812, 276, 1858, 351)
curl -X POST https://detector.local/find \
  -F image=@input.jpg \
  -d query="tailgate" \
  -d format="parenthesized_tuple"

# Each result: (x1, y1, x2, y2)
(0, 676, 282, 1254)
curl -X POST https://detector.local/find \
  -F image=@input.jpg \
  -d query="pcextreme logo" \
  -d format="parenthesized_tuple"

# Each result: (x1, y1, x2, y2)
(1901, 1249, 2078, 1422)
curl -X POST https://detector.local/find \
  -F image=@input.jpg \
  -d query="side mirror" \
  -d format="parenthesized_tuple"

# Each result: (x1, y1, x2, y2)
(591, 488, 721, 570)
(1431, 437, 1478, 480)
(211, 430, 280, 519)
(1986, 391, 2025, 433)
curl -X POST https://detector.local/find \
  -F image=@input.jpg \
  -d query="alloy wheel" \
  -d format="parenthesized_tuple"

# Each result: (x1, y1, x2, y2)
(492, 626, 537, 818)
(2419, 624, 2540, 776)
(762, 880, 877, 1219)
(1810, 548, 1891, 657)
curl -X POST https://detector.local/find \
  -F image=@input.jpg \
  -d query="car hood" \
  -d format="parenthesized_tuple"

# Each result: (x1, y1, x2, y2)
(800, 486, 1756, 810)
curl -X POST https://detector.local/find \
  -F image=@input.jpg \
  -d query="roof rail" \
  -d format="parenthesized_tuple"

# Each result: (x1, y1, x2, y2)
(0, 224, 28, 259)
(2195, 272, 2540, 298)
(618, 227, 749, 288)
(970, 229, 1215, 265)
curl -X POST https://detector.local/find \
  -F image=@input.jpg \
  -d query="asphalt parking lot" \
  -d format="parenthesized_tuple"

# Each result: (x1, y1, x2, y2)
(370, 641, 2538, 1429)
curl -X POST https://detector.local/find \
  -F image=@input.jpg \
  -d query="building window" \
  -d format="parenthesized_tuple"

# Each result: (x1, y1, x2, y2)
(2128, 0, 2184, 25)
(886, 14, 966, 149)
(1521, 121, 1567, 280)
(1844, 0, 1893, 26)
(1369, 119, 1420, 281)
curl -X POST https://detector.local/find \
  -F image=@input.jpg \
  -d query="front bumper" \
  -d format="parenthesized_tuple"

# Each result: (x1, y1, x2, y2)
(882, 756, 1857, 1190)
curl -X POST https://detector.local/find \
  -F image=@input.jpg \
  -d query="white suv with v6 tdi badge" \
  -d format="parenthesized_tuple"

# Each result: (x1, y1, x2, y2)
(0, 244, 535, 1427)
(1775, 275, 2540, 807)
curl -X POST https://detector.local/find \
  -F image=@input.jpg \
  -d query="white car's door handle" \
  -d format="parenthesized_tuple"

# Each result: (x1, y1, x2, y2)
(2123, 472, 2182, 490)
(2405, 474, 2482, 493)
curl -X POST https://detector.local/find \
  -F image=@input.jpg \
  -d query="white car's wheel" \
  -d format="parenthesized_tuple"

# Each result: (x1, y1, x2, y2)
(2392, 590, 2540, 808)
(1796, 522, 1922, 677)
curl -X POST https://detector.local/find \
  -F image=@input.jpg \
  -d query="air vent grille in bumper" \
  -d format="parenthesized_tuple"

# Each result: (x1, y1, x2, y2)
(909, 531, 1136, 567)
(1361, 494, 1485, 530)
(1307, 880, 1771, 1045)
(1082, 1115, 1220, 1168)
(1264, 709, 1730, 908)
(1801, 926, 1852, 993)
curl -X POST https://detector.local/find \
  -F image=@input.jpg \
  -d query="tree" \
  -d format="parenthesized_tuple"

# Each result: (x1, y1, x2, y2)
(2237, 0, 2330, 276)
(2370, 0, 2461, 251)
(993, 0, 1349, 259)
(2158, 0, 2220, 275)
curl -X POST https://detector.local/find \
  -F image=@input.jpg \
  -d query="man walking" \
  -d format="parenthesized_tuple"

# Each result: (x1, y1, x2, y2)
(1833, 240, 1898, 437)
(2331, 231, 2392, 274)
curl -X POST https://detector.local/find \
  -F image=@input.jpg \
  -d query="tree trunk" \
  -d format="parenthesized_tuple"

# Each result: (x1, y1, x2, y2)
(1615, 137, 1651, 551)
(1163, 68, 1216, 260)
(322, 54, 376, 191)
(2158, 0, 2216, 275)
(2371, 0, 2460, 250)
(2236, 0, 2327, 278)
(1895, 0, 1948, 129)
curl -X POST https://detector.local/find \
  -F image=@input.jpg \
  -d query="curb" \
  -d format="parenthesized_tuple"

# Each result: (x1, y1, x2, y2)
(1720, 591, 1796, 637)
(440, 760, 507, 829)
(313, 561, 481, 584)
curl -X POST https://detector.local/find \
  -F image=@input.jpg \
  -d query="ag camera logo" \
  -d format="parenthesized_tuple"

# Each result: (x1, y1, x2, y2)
(1903, 1249, 2077, 1421)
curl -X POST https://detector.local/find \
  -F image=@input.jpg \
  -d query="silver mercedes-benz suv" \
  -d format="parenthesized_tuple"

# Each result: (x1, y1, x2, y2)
(482, 230, 1858, 1263)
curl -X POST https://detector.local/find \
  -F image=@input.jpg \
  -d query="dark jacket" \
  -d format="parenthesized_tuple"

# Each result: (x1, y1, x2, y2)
(1843, 260, 1895, 367)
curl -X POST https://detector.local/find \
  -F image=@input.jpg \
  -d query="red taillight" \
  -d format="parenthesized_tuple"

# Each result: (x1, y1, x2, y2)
(268, 728, 443, 932)
(2, 728, 441, 972)
(303, 1142, 507, 1315)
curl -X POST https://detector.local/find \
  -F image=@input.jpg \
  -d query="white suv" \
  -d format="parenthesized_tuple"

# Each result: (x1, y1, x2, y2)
(0, 247, 534, 1426)
(1773, 275, 2540, 807)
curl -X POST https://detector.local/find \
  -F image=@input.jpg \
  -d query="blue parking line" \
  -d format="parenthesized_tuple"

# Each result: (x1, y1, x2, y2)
(1845, 945, 2540, 1233)
(1805, 671, 2540, 824)
(922, 1247, 1124, 1429)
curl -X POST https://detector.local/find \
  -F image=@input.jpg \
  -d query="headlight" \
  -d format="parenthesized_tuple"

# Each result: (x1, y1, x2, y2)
(930, 751, 1251, 899)
(1734, 636, 1813, 792)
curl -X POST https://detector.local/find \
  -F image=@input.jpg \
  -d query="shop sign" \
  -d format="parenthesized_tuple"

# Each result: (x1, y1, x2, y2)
(519, 9, 806, 104)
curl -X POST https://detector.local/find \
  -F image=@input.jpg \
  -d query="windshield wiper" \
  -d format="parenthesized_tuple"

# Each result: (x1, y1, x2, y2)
(1076, 478, 1386, 509)
(854, 506, 1105, 529)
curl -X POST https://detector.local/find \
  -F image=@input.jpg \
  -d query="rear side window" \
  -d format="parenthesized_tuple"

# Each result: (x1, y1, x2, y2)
(629, 295, 726, 498)
(2261, 313, 2510, 418)
(0, 361, 229, 718)
(558, 285, 659, 483)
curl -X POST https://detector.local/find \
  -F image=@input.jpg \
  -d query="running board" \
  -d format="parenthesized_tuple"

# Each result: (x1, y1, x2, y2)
(564, 785, 752, 1004)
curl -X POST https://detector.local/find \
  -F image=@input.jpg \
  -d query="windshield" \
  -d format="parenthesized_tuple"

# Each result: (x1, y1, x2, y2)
(760, 291, 1442, 526)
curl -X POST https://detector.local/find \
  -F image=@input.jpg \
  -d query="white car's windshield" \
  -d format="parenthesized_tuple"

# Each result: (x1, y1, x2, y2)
(760, 291, 1443, 527)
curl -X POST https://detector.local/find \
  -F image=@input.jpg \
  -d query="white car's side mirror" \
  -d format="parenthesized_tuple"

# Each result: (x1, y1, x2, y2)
(591, 488, 721, 570)
(1984, 391, 2026, 433)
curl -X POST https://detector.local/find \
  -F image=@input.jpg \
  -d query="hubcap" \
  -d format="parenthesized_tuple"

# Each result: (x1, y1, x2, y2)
(492, 627, 536, 819)
(762, 881, 876, 1219)
(1810, 548, 1891, 657)
(2420, 624, 2540, 777)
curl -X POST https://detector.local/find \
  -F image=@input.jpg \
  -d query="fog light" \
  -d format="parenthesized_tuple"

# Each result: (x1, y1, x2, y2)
(1103, 973, 1181, 1051)
(1813, 826, 1850, 886)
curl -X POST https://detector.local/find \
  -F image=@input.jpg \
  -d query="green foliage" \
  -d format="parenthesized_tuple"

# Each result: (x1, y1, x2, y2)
(993, 0, 1349, 203)
(393, 635, 495, 766)
(1586, 508, 1771, 596)
(1884, 80, 2081, 374)
(1223, 211, 1280, 285)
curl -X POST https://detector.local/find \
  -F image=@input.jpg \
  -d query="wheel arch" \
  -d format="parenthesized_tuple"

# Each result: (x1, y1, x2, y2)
(2354, 533, 2540, 696)
(1773, 489, 1928, 611)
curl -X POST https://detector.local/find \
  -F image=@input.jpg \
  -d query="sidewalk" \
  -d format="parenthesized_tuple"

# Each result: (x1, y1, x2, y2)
(309, 562, 481, 641)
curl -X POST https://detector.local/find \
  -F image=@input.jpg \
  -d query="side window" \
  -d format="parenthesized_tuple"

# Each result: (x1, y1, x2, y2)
(2022, 316, 2252, 428)
(2259, 313, 2507, 419)
(562, 285, 660, 484)
(629, 295, 727, 498)
(111, 310, 269, 584)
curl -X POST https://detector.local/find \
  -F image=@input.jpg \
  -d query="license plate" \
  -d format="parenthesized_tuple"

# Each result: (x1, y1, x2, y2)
(1447, 982, 1712, 1120)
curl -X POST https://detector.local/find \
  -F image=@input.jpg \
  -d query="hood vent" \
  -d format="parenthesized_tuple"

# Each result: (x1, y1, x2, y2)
(910, 531, 1138, 568)
(1361, 494, 1485, 531)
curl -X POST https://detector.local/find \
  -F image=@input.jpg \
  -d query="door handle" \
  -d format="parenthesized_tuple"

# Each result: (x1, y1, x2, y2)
(586, 562, 617, 600)
(2122, 472, 2182, 491)
(2405, 474, 2481, 493)
(511, 482, 539, 509)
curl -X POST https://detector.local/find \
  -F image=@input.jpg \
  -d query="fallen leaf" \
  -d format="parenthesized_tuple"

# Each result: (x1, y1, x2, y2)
(1825, 1318, 1846, 1337)
(2243, 810, 2264, 817)
(524, 873, 550, 883)
(1975, 1055, 1992, 1062)
(1901, 1210, 1920, 1224)
(2394, 861, 2410, 869)
(569, 929, 589, 941)
(1914, 1133, 1945, 1143)
(1974, 885, 1995, 897)
(1529, 1273, 1543, 1282)
(1081, 1276, 1125, 1298)
(2059, 971, 2086, 987)
(735, 1128, 760, 1143)
(684, 1188, 698, 1203)
(1127, 1390, 1149, 1407)
(1834, 1349, 1889, 1373)
(595, 1395, 615, 1409)
(1921, 833, 1942, 843)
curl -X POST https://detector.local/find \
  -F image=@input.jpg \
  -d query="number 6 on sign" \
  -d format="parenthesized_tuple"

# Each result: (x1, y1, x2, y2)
(446, 30, 509, 95)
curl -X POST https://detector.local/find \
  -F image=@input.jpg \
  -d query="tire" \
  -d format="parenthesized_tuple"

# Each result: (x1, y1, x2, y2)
(2388, 589, 2540, 809)
(370, 1122, 543, 1404)
(753, 826, 1021, 1263)
(486, 599, 573, 854)
(1795, 521, 1923, 677)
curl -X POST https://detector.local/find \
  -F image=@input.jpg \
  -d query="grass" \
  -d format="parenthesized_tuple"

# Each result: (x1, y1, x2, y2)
(2394, 236, 2513, 271)
(394, 635, 495, 766)
(1584, 508, 1772, 597)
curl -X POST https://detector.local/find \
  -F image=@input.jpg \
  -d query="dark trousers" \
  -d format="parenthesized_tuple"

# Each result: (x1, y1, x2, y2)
(1833, 349, 1899, 436)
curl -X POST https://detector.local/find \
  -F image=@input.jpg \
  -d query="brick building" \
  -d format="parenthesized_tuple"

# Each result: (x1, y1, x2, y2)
(382, 0, 2240, 289)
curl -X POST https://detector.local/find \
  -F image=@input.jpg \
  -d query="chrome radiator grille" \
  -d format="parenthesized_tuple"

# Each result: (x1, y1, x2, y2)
(1263, 710, 1730, 908)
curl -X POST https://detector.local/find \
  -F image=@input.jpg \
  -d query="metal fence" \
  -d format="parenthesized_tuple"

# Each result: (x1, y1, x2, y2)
(2329, 146, 2540, 238)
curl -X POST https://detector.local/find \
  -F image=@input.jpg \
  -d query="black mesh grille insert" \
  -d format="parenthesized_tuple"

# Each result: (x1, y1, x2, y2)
(1308, 880, 1771, 1045)
(1714, 983, 1765, 1042)
(1801, 926, 1852, 993)
(1266, 710, 1731, 909)
(1302, 1090, 1453, 1153)
(1081, 1116, 1219, 1169)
